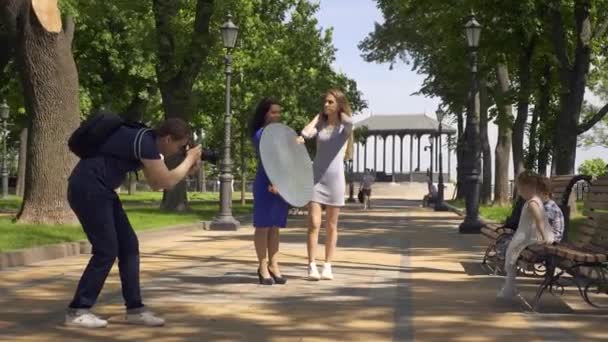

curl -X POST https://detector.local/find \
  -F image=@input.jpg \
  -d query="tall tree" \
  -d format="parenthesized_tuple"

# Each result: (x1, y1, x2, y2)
(152, 0, 215, 211)
(1, 0, 80, 224)
(549, 0, 608, 174)
(493, 63, 513, 205)
(479, 78, 492, 204)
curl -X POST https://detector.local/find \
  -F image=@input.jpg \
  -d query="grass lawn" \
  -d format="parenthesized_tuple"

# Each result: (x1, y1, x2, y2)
(0, 192, 252, 252)
(447, 199, 512, 223)
(447, 199, 587, 241)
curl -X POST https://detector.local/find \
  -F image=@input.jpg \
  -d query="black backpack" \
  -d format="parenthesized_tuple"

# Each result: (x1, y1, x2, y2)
(68, 110, 150, 159)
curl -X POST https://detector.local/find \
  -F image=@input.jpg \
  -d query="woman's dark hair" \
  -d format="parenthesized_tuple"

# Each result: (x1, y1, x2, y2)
(155, 117, 191, 140)
(249, 97, 280, 138)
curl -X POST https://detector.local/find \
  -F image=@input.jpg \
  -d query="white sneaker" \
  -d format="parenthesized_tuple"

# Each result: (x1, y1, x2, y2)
(321, 263, 334, 280)
(308, 263, 320, 281)
(126, 310, 165, 327)
(65, 310, 108, 328)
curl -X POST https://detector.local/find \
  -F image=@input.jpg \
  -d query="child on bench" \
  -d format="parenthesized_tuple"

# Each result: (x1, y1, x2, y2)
(497, 171, 557, 299)
(495, 175, 565, 263)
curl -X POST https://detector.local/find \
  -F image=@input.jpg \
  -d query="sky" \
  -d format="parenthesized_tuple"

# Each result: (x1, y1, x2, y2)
(314, 0, 607, 181)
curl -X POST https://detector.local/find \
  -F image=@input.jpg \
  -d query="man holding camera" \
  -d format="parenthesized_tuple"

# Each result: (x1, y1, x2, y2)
(64, 116, 208, 328)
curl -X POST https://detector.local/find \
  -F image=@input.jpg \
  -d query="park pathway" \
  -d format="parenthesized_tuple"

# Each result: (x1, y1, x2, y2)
(1, 199, 607, 341)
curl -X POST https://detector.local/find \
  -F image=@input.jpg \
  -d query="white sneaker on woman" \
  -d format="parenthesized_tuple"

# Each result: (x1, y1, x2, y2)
(321, 263, 334, 280)
(308, 263, 320, 281)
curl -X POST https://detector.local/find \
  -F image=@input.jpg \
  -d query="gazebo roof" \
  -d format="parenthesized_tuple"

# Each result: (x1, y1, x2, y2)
(354, 114, 457, 135)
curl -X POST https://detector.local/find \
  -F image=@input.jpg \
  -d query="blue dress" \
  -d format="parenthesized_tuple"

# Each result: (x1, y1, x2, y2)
(253, 127, 289, 228)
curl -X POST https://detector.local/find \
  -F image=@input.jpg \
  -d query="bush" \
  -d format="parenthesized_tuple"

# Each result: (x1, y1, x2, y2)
(577, 158, 607, 178)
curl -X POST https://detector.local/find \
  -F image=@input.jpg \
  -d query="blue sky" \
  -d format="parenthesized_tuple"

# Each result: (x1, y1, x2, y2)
(314, 0, 607, 180)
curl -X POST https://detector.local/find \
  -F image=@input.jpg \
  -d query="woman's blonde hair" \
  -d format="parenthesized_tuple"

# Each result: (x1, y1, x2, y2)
(322, 89, 352, 121)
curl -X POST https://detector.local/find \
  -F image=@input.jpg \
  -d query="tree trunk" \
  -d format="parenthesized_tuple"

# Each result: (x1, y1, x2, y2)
(160, 153, 189, 211)
(128, 172, 137, 195)
(479, 78, 492, 204)
(537, 61, 553, 176)
(551, 0, 592, 175)
(513, 37, 535, 179)
(16, 127, 26, 197)
(5, 0, 80, 224)
(494, 63, 513, 205)
(240, 130, 246, 205)
(152, 0, 215, 211)
(121, 93, 149, 196)
(527, 105, 539, 171)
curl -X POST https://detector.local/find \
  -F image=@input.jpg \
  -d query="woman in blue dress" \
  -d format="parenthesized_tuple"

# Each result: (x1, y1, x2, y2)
(250, 97, 289, 285)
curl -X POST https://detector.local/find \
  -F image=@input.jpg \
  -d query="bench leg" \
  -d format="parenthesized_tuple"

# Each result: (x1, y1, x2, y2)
(581, 265, 608, 308)
(532, 257, 557, 311)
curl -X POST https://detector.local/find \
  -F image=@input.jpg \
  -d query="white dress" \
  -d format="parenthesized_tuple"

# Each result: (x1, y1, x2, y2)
(505, 196, 554, 269)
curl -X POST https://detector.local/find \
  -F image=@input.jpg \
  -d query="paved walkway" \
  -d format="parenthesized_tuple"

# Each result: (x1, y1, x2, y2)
(1, 199, 607, 341)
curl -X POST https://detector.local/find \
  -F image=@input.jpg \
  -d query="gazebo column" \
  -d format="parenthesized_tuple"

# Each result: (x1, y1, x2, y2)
(363, 137, 368, 172)
(409, 134, 414, 182)
(383, 135, 388, 173)
(392, 134, 396, 182)
(373, 135, 377, 172)
(416, 134, 421, 171)
(400, 135, 404, 175)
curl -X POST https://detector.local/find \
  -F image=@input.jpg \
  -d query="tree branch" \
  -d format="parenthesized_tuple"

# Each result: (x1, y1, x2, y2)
(592, 16, 608, 40)
(577, 102, 608, 134)
(181, 0, 215, 85)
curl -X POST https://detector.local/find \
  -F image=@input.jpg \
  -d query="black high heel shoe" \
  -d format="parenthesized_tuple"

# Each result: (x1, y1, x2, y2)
(268, 268, 287, 285)
(258, 268, 274, 285)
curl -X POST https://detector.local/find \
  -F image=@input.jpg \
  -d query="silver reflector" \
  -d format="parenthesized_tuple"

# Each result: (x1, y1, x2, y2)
(259, 123, 313, 207)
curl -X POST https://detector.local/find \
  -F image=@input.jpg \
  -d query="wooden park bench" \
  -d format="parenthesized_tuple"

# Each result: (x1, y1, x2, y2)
(531, 175, 608, 308)
(480, 175, 592, 275)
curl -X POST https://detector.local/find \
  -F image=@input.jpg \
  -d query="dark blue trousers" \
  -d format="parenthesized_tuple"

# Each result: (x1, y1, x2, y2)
(67, 183, 143, 310)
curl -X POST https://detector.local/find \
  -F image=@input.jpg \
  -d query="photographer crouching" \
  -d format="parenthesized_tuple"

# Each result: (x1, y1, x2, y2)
(64, 114, 216, 328)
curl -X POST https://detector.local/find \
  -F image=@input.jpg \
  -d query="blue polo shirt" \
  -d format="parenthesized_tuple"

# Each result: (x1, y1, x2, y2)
(69, 126, 161, 193)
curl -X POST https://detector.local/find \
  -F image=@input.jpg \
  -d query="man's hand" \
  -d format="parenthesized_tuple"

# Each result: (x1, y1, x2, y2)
(186, 144, 203, 162)
(295, 136, 305, 145)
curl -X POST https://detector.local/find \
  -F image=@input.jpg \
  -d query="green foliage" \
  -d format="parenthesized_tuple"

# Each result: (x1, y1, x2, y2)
(577, 158, 608, 177)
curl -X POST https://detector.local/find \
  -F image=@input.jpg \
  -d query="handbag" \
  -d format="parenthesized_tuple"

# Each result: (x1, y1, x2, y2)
(357, 189, 364, 203)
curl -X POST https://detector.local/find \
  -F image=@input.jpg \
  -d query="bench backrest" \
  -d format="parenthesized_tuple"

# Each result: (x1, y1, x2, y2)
(550, 175, 592, 241)
(576, 175, 608, 251)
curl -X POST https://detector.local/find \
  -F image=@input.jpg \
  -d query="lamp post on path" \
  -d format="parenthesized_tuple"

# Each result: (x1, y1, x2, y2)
(210, 15, 240, 231)
(459, 13, 483, 234)
(434, 108, 448, 211)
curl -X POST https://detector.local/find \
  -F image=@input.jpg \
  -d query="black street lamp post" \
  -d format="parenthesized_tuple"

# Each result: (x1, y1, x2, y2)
(210, 15, 240, 231)
(459, 14, 483, 233)
(434, 108, 448, 211)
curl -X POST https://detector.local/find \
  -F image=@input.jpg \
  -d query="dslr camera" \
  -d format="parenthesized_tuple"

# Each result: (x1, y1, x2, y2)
(201, 148, 220, 165)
